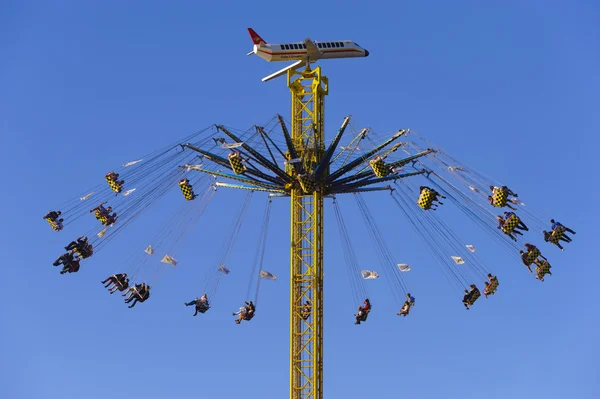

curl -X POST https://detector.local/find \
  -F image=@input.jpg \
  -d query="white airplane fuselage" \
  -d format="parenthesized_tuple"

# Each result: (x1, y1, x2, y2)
(246, 29, 369, 81)
(252, 41, 368, 62)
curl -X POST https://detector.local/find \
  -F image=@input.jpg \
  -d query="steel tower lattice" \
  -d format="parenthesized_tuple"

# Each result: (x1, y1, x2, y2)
(287, 67, 327, 399)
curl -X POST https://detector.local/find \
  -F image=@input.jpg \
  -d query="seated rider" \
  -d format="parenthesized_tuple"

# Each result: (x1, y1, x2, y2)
(102, 273, 129, 294)
(496, 212, 528, 241)
(483, 274, 499, 298)
(90, 202, 109, 217)
(65, 236, 93, 258)
(179, 178, 198, 200)
(496, 216, 519, 241)
(244, 301, 256, 320)
(550, 219, 576, 235)
(301, 301, 312, 320)
(520, 243, 547, 272)
(535, 261, 552, 282)
(488, 186, 518, 210)
(233, 301, 255, 324)
(462, 284, 480, 310)
(104, 211, 118, 226)
(44, 210, 64, 231)
(543, 228, 571, 251)
(53, 251, 80, 274)
(355, 299, 372, 324)
(355, 306, 365, 325)
(549, 219, 575, 243)
(397, 293, 415, 316)
(44, 210, 62, 222)
(504, 211, 529, 232)
(106, 171, 125, 192)
(419, 186, 446, 210)
(124, 283, 151, 308)
(519, 250, 534, 273)
(185, 294, 210, 316)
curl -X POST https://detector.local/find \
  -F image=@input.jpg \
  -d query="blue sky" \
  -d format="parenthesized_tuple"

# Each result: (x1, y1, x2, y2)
(1, 1, 598, 398)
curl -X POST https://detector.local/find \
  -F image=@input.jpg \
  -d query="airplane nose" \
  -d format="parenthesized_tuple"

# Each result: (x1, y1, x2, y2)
(364, 50, 370, 57)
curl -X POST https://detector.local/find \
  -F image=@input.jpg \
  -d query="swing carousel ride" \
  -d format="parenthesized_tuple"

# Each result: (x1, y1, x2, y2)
(43, 30, 576, 399)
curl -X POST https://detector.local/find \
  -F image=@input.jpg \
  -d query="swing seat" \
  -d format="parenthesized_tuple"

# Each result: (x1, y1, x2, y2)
(357, 308, 371, 322)
(228, 152, 246, 175)
(197, 303, 210, 313)
(95, 210, 109, 225)
(417, 189, 434, 210)
(297, 173, 316, 194)
(550, 226, 566, 244)
(466, 288, 481, 305)
(105, 176, 123, 193)
(526, 248, 541, 264)
(179, 181, 196, 200)
(536, 261, 552, 280)
(399, 302, 414, 316)
(485, 277, 499, 296)
(369, 157, 390, 178)
(492, 188, 508, 207)
(501, 215, 520, 234)
(46, 218, 63, 231)
(76, 244, 93, 259)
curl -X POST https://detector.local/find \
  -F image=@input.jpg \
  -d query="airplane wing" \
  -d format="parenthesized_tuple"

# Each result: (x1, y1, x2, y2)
(304, 38, 322, 60)
(262, 60, 304, 82)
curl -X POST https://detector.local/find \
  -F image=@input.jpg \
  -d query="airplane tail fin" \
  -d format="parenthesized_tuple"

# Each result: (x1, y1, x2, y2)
(247, 28, 266, 45)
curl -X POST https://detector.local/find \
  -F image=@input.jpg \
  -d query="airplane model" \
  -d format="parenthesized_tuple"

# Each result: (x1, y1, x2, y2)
(246, 28, 369, 82)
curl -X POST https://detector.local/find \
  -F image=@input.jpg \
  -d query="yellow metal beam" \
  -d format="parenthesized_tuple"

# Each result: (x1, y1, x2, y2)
(288, 66, 327, 399)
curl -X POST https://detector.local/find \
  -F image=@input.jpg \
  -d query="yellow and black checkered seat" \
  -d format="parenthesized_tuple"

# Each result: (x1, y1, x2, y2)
(179, 181, 195, 200)
(369, 157, 390, 178)
(486, 277, 499, 295)
(417, 189, 434, 210)
(468, 288, 481, 304)
(105, 175, 123, 193)
(536, 260, 551, 280)
(492, 188, 508, 207)
(297, 173, 315, 194)
(228, 152, 246, 175)
(549, 226, 566, 244)
(46, 218, 62, 231)
(526, 248, 541, 264)
(501, 214, 520, 234)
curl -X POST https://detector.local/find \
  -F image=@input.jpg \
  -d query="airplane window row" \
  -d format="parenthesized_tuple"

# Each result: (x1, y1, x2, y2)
(280, 42, 346, 50)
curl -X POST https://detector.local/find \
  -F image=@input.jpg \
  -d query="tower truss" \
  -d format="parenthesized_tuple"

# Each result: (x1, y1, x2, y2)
(288, 67, 327, 399)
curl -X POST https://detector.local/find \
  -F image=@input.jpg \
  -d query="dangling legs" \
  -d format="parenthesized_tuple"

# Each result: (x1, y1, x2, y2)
(560, 234, 572, 242)
(554, 242, 565, 251)
(53, 256, 65, 266)
(128, 298, 139, 308)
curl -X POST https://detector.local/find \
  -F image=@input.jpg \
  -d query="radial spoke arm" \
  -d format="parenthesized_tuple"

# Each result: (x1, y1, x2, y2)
(215, 182, 286, 193)
(217, 125, 294, 183)
(313, 116, 350, 179)
(183, 143, 284, 185)
(278, 115, 303, 174)
(331, 185, 393, 194)
(332, 170, 425, 192)
(325, 129, 409, 183)
(388, 149, 435, 168)
(191, 167, 285, 190)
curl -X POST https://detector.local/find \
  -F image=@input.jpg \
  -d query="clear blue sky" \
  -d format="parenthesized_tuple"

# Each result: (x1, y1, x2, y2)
(1, 1, 598, 398)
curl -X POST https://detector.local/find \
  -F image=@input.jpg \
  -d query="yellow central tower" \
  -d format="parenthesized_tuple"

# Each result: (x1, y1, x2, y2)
(287, 66, 328, 399)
